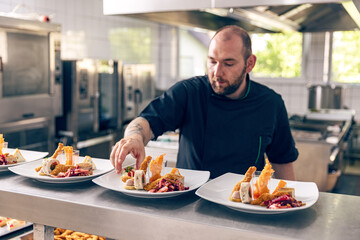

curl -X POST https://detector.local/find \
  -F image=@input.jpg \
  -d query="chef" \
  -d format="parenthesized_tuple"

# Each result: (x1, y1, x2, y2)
(110, 25, 298, 179)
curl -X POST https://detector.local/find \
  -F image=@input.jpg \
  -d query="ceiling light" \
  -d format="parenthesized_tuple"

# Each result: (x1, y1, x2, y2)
(342, 1, 360, 29)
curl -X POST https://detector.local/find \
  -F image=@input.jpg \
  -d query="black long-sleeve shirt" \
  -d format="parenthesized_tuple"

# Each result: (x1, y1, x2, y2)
(140, 75, 298, 178)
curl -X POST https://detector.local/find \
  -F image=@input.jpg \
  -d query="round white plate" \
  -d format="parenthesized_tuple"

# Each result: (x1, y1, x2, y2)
(0, 149, 48, 172)
(92, 167, 210, 198)
(195, 172, 319, 214)
(8, 157, 114, 184)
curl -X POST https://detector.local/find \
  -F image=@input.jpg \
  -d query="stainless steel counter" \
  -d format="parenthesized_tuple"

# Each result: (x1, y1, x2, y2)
(0, 171, 359, 240)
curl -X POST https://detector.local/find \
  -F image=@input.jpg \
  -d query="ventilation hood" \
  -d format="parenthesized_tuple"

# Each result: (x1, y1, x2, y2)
(103, 0, 360, 32)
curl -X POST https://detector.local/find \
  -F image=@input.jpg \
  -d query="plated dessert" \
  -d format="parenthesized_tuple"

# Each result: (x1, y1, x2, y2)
(0, 134, 26, 165)
(229, 159, 305, 209)
(35, 143, 96, 178)
(120, 154, 189, 193)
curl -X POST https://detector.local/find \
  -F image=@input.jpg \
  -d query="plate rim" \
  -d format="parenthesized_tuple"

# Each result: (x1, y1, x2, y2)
(8, 157, 114, 184)
(92, 167, 210, 198)
(0, 149, 49, 171)
(195, 172, 319, 214)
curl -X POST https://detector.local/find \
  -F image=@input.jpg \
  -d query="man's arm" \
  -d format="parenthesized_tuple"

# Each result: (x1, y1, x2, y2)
(124, 117, 154, 143)
(110, 117, 154, 173)
(271, 162, 295, 181)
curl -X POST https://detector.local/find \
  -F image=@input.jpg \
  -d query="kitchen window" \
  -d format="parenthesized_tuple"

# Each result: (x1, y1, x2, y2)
(109, 27, 153, 64)
(251, 32, 302, 78)
(332, 30, 360, 83)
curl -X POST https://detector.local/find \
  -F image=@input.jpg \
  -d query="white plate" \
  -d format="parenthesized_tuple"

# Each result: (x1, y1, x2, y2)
(0, 148, 48, 172)
(195, 173, 319, 214)
(8, 157, 114, 183)
(92, 167, 210, 198)
(0, 222, 32, 237)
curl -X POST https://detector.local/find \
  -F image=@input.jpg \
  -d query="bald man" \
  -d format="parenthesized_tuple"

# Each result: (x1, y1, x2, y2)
(110, 25, 298, 180)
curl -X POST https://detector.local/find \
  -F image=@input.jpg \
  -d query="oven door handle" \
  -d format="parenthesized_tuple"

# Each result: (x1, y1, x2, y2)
(134, 89, 142, 104)
(330, 147, 340, 162)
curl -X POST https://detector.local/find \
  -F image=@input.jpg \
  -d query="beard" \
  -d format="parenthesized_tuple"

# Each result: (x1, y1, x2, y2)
(210, 66, 247, 96)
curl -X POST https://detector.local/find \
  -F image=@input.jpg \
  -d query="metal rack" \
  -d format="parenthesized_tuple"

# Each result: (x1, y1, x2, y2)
(347, 124, 360, 164)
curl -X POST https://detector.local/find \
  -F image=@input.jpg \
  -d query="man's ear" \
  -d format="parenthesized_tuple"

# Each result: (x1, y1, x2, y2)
(246, 54, 257, 73)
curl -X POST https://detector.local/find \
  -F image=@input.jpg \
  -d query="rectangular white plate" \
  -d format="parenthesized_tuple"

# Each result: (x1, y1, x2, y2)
(8, 157, 115, 184)
(93, 167, 210, 198)
(195, 173, 319, 214)
(0, 149, 48, 172)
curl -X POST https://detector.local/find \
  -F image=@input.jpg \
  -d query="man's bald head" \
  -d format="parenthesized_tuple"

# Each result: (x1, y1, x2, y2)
(211, 25, 252, 61)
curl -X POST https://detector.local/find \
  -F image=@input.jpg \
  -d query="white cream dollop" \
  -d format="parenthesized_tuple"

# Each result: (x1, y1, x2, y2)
(231, 191, 241, 199)
(125, 178, 134, 186)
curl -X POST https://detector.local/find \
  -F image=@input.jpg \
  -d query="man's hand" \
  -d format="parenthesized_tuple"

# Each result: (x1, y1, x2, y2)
(110, 135, 145, 174)
(110, 117, 154, 174)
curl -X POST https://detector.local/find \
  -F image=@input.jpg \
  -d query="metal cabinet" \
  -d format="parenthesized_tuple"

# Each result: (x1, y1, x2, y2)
(0, 16, 62, 152)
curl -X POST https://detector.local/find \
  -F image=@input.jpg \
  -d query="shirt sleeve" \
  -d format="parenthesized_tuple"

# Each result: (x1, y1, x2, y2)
(139, 81, 188, 140)
(266, 98, 299, 164)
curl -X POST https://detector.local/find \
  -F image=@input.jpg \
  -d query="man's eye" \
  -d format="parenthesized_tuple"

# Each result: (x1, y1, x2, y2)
(225, 63, 234, 67)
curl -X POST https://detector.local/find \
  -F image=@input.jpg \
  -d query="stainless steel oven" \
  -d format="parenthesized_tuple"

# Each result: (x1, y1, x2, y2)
(0, 16, 62, 152)
(57, 59, 122, 158)
(57, 61, 156, 158)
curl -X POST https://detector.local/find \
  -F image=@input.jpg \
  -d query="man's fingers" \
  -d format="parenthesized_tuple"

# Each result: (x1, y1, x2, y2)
(111, 137, 144, 174)
(117, 140, 135, 173)
(115, 145, 126, 174)
(136, 151, 145, 170)
(113, 139, 128, 173)
(109, 143, 118, 167)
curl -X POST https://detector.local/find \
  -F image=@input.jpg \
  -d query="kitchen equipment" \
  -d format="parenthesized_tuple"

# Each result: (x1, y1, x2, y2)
(290, 110, 353, 191)
(57, 59, 121, 158)
(103, 0, 360, 33)
(122, 64, 156, 123)
(0, 16, 62, 152)
(57, 61, 156, 158)
(308, 84, 344, 110)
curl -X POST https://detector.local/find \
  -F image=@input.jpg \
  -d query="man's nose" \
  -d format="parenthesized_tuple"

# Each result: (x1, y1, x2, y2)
(214, 63, 223, 77)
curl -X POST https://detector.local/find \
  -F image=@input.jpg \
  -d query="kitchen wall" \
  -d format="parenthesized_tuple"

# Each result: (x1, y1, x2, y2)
(0, 0, 359, 121)
(0, 0, 159, 61)
(179, 29, 208, 79)
(0, 0, 176, 90)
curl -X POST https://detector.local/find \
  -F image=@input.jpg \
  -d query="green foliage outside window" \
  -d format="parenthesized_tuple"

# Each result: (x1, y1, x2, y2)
(332, 31, 360, 83)
(109, 27, 152, 63)
(251, 32, 302, 78)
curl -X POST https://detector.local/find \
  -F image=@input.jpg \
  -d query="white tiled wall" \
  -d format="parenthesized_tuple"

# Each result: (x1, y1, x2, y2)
(179, 29, 208, 79)
(157, 24, 179, 90)
(0, 0, 166, 87)
(256, 79, 308, 116)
